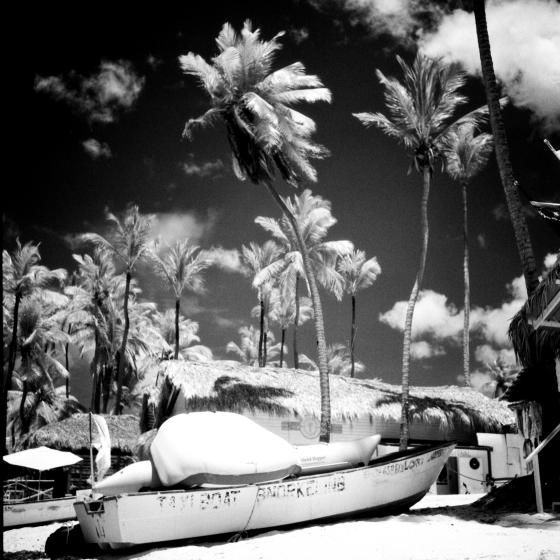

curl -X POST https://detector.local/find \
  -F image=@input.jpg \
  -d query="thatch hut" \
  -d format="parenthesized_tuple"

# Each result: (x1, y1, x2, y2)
(24, 413, 140, 489)
(142, 361, 516, 445)
(507, 255, 560, 481)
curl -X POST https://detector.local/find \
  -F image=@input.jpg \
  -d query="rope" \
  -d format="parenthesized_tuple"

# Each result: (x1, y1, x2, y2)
(227, 485, 260, 543)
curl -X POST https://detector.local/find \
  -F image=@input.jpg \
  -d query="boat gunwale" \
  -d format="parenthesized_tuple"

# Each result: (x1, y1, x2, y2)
(80, 441, 456, 503)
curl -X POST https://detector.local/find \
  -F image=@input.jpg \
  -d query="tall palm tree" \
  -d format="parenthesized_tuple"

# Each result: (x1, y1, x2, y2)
(2, 240, 66, 451)
(338, 249, 381, 378)
(12, 296, 70, 435)
(241, 241, 282, 366)
(255, 190, 352, 368)
(180, 21, 334, 441)
(226, 325, 283, 366)
(472, 0, 539, 295)
(354, 53, 486, 450)
(299, 343, 366, 377)
(79, 205, 153, 415)
(150, 240, 211, 359)
(443, 123, 493, 387)
(156, 309, 213, 362)
(268, 282, 313, 368)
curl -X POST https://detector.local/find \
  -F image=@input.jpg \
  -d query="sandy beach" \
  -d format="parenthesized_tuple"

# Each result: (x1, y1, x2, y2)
(4, 494, 560, 560)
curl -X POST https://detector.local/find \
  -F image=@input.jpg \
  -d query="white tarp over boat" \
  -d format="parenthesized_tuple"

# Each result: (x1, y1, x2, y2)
(150, 411, 300, 486)
(3, 446, 82, 472)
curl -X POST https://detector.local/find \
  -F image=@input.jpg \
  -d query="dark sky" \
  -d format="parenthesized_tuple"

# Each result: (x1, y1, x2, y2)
(5, 1, 560, 398)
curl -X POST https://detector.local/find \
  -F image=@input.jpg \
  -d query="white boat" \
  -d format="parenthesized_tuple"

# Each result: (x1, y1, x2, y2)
(74, 441, 455, 550)
(4, 496, 78, 528)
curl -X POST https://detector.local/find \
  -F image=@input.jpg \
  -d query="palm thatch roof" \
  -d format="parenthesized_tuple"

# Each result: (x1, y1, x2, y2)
(148, 361, 516, 436)
(508, 256, 560, 367)
(23, 413, 140, 454)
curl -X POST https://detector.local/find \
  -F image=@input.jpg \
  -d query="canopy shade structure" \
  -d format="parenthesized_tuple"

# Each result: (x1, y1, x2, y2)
(3, 446, 83, 472)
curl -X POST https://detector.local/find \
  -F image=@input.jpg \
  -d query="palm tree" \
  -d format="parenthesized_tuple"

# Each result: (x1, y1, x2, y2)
(150, 240, 211, 359)
(338, 250, 381, 378)
(299, 343, 366, 377)
(2, 240, 66, 451)
(156, 309, 213, 362)
(12, 296, 70, 436)
(255, 190, 352, 368)
(472, 0, 539, 295)
(180, 22, 334, 441)
(484, 358, 519, 399)
(443, 123, 493, 387)
(268, 282, 313, 368)
(226, 325, 282, 366)
(241, 241, 282, 366)
(354, 53, 487, 450)
(79, 205, 153, 414)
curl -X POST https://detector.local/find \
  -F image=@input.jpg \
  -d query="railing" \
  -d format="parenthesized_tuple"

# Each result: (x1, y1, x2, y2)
(525, 422, 560, 513)
(3, 478, 54, 504)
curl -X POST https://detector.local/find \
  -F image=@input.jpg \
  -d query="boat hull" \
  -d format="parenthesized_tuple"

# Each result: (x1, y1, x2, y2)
(4, 496, 77, 528)
(75, 442, 454, 549)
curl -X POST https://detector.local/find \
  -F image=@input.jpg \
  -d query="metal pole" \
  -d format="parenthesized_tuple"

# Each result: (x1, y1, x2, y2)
(89, 412, 95, 491)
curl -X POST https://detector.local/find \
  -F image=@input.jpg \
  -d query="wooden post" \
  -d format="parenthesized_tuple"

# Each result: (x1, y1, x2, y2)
(89, 412, 95, 490)
(532, 456, 544, 514)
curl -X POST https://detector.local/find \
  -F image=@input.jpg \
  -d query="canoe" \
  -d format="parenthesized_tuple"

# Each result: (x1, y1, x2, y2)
(74, 441, 455, 550)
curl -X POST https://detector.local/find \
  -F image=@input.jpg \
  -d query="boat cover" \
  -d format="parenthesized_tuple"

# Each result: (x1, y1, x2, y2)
(94, 460, 160, 495)
(150, 412, 300, 486)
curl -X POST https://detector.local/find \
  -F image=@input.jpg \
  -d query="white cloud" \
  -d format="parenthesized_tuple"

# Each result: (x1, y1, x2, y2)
(477, 234, 486, 249)
(182, 154, 224, 178)
(379, 289, 464, 340)
(544, 252, 559, 270)
(82, 138, 111, 159)
(204, 247, 243, 273)
(151, 211, 217, 245)
(35, 60, 145, 124)
(420, 0, 560, 132)
(310, 0, 444, 45)
(473, 344, 516, 367)
(410, 341, 444, 360)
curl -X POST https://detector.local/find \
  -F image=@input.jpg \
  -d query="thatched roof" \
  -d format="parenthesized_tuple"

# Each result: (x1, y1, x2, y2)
(149, 361, 516, 435)
(508, 256, 560, 367)
(23, 413, 140, 454)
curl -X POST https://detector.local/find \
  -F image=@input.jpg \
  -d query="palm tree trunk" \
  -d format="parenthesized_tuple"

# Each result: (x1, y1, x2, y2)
(293, 273, 300, 369)
(114, 271, 131, 415)
(102, 365, 111, 414)
(19, 381, 29, 436)
(280, 328, 286, 367)
(65, 324, 71, 399)
(350, 294, 356, 378)
(258, 296, 265, 367)
(399, 166, 431, 451)
(462, 180, 471, 386)
(2, 292, 21, 453)
(174, 297, 181, 360)
(90, 331, 100, 412)
(263, 326, 268, 367)
(473, 0, 539, 295)
(264, 181, 331, 442)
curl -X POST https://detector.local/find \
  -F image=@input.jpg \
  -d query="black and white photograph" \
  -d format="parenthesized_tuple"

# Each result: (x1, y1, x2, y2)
(3, 1, 560, 558)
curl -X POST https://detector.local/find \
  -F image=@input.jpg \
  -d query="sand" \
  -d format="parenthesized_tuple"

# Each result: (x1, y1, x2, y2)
(4, 494, 560, 560)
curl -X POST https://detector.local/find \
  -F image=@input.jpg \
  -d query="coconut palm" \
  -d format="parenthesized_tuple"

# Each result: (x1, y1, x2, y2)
(150, 240, 211, 359)
(338, 250, 381, 378)
(156, 309, 213, 362)
(299, 343, 366, 377)
(2, 240, 66, 451)
(180, 21, 334, 441)
(354, 53, 487, 450)
(483, 358, 519, 399)
(79, 205, 153, 414)
(11, 295, 70, 436)
(472, 0, 539, 295)
(255, 190, 352, 368)
(226, 325, 282, 366)
(443, 123, 493, 387)
(268, 282, 313, 368)
(241, 241, 282, 366)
